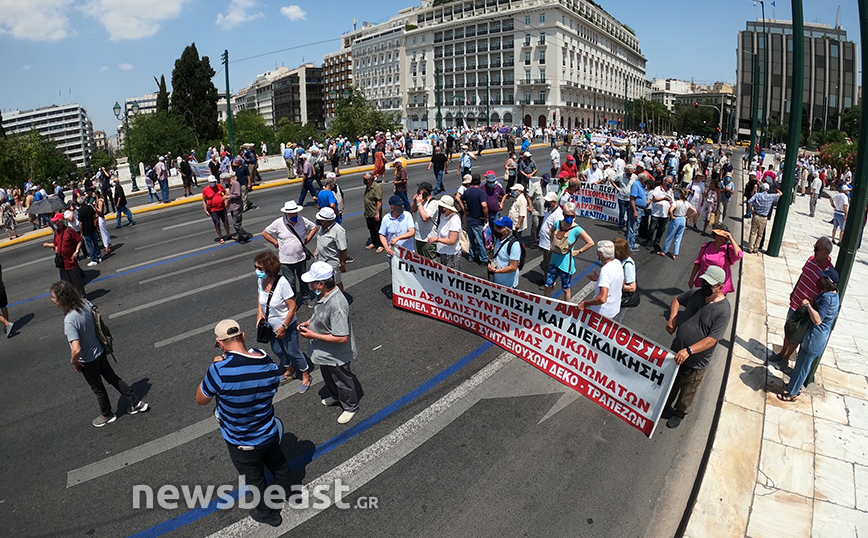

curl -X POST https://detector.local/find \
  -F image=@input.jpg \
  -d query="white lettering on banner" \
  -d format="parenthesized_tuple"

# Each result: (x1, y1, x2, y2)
(410, 140, 433, 156)
(391, 249, 678, 438)
(567, 182, 621, 225)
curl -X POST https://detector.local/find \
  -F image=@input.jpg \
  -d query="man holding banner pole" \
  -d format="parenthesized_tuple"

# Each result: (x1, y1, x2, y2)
(664, 265, 731, 429)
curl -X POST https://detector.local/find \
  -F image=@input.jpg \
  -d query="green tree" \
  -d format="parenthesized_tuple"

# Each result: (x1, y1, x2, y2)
(226, 109, 276, 152)
(335, 88, 400, 140)
(275, 118, 319, 146)
(674, 103, 718, 138)
(128, 110, 196, 166)
(154, 75, 170, 113)
(841, 105, 861, 140)
(170, 43, 220, 146)
(90, 148, 116, 171)
(0, 130, 76, 188)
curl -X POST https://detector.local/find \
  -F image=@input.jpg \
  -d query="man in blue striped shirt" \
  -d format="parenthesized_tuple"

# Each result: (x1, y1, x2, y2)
(197, 319, 290, 527)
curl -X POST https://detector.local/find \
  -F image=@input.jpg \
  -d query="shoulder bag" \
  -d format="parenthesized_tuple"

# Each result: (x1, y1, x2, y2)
(620, 259, 641, 308)
(285, 218, 314, 261)
(257, 275, 282, 344)
(550, 222, 578, 255)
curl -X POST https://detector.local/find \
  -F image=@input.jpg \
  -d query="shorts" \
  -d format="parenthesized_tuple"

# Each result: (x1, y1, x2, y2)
(182, 175, 192, 189)
(833, 211, 846, 230)
(545, 265, 573, 290)
(210, 210, 228, 225)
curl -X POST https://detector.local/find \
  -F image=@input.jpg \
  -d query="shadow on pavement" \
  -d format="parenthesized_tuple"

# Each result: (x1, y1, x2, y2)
(733, 335, 769, 362)
(86, 288, 111, 301)
(8, 312, 35, 337)
(116, 377, 153, 417)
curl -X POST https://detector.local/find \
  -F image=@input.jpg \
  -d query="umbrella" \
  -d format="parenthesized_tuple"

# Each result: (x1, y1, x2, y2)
(499, 126, 512, 134)
(27, 197, 66, 215)
(641, 146, 659, 153)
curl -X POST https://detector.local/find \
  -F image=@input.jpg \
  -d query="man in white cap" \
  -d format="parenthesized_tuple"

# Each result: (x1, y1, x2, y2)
(299, 262, 361, 424)
(203, 175, 232, 244)
(263, 201, 318, 304)
(153, 156, 170, 203)
(313, 207, 348, 292)
(538, 191, 563, 288)
(664, 265, 731, 428)
(196, 319, 289, 527)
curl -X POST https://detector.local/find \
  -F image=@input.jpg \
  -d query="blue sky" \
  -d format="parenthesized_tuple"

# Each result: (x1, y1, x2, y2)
(0, 0, 860, 139)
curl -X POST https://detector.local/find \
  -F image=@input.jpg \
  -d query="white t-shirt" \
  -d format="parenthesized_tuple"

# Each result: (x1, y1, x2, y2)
(811, 177, 823, 194)
(590, 258, 624, 319)
(258, 276, 297, 331)
(414, 198, 439, 241)
(508, 194, 529, 231)
(649, 186, 673, 218)
(539, 206, 563, 250)
(832, 192, 849, 212)
(550, 148, 561, 169)
(435, 212, 462, 255)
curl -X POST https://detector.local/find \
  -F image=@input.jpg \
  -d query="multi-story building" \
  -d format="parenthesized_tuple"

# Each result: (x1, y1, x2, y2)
(234, 67, 291, 126)
(125, 92, 159, 116)
(272, 64, 326, 129)
(323, 45, 355, 126)
(735, 19, 859, 139)
(93, 130, 109, 153)
(650, 78, 694, 111)
(2, 103, 95, 167)
(345, 0, 646, 130)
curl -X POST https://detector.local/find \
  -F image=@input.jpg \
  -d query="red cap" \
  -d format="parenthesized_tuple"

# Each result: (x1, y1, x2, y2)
(51, 212, 65, 222)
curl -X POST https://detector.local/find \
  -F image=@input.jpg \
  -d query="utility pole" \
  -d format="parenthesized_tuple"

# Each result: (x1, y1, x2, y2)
(624, 77, 628, 130)
(485, 74, 491, 125)
(748, 52, 760, 164)
(766, 0, 804, 258)
(435, 67, 443, 130)
(222, 50, 235, 155)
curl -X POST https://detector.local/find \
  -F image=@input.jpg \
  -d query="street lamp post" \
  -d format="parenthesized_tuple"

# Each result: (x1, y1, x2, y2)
(113, 100, 140, 192)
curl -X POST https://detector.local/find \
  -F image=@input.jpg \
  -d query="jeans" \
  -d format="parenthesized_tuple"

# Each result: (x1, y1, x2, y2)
(81, 353, 139, 417)
(116, 205, 135, 227)
(147, 186, 159, 203)
(360, 152, 368, 166)
(159, 179, 169, 203)
(297, 178, 318, 205)
(467, 222, 489, 262)
(809, 192, 819, 217)
(225, 432, 291, 519)
(394, 190, 411, 212)
(663, 216, 686, 255)
(627, 207, 644, 250)
(617, 199, 630, 229)
(787, 345, 822, 396)
(434, 170, 445, 193)
(84, 232, 102, 262)
(270, 326, 307, 373)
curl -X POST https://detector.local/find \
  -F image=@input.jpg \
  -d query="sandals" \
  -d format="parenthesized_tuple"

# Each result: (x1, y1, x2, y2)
(280, 370, 299, 385)
(777, 391, 798, 402)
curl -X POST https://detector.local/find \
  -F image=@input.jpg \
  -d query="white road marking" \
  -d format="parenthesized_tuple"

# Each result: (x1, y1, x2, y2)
(205, 352, 515, 538)
(65, 371, 325, 488)
(3, 256, 53, 272)
(138, 215, 273, 250)
(372, 345, 382, 351)
(163, 219, 206, 231)
(114, 244, 217, 272)
(109, 274, 249, 319)
(139, 251, 254, 285)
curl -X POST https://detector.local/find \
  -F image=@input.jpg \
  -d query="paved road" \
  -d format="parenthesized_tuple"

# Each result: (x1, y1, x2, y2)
(0, 148, 744, 537)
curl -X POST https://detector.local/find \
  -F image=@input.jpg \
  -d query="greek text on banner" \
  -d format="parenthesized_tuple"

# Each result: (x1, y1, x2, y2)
(390, 248, 678, 438)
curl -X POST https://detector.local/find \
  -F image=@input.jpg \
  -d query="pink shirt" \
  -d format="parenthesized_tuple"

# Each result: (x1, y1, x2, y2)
(693, 241, 743, 295)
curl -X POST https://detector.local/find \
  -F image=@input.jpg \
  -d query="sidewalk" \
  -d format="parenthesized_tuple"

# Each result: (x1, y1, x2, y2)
(686, 179, 868, 536)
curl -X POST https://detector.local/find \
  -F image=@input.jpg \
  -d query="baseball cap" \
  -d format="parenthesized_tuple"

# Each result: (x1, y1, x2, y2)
(301, 261, 335, 282)
(484, 171, 497, 182)
(214, 319, 242, 341)
(523, 151, 532, 157)
(325, 172, 337, 180)
(544, 191, 559, 202)
(388, 195, 404, 207)
(493, 216, 514, 229)
(567, 155, 575, 161)
(699, 265, 726, 287)
(512, 184, 525, 192)
(51, 212, 65, 223)
(159, 156, 165, 161)
(208, 175, 217, 183)
(316, 207, 336, 220)
(819, 267, 840, 284)
(462, 174, 473, 185)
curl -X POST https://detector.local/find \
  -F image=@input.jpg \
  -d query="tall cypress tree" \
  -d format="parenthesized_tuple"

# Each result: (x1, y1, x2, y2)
(154, 75, 170, 113)
(170, 43, 220, 146)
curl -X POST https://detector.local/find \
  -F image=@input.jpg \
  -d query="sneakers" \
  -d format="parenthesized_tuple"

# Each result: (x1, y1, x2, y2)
(337, 410, 356, 424)
(92, 414, 117, 428)
(129, 401, 150, 414)
(87, 260, 100, 267)
(666, 415, 684, 429)
(321, 396, 340, 406)
(249, 508, 282, 527)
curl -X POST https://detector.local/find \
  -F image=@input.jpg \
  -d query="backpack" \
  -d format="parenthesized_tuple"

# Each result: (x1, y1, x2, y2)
(89, 301, 116, 361)
(147, 168, 158, 183)
(512, 236, 527, 270)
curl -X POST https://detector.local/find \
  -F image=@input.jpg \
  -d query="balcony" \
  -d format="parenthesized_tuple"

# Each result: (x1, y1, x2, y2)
(491, 80, 501, 86)
(504, 60, 514, 67)
(503, 41, 514, 50)
(467, 47, 476, 54)
(479, 44, 488, 52)
(444, 67, 453, 72)
(491, 43, 501, 51)
(444, 83, 454, 88)
(492, 61, 501, 68)
(533, 99, 546, 105)
(503, 98, 515, 104)
(522, 40, 532, 48)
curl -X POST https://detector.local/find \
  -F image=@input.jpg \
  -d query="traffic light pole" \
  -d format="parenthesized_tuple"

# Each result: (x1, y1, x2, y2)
(222, 50, 235, 155)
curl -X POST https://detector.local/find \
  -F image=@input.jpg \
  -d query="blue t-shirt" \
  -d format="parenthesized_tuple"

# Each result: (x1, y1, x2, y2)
(630, 181, 648, 208)
(549, 222, 584, 274)
(493, 237, 521, 288)
(522, 139, 531, 152)
(379, 211, 416, 254)
(283, 148, 294, 159)
(317, 189, 342, 224)
(200, 349, 280, 446)
(244, 149, 258, 165)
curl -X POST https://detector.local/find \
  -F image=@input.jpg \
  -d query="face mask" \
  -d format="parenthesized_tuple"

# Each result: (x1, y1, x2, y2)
(289, 216, 298, 223)
(255, 270, 267, 279)
(313, 287, 323, 297)
(701, 281, 715, 298)
(564, 216, 574, 225)
(511, 191, 518, 197)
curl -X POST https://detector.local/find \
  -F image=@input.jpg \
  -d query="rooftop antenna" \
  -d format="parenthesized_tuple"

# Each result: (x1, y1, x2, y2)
(835, 6, 840, 28)
(353, 16, 358, 30)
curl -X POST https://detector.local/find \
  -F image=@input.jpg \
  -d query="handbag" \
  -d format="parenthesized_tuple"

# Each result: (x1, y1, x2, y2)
(784, 304, 812, 345)
(285, 217, 314, 261)
(459, 228, 470, 254)
(550, 221, 577, 255)
(620, 260, 641, 308)
(54, 228, 67, 268)
(256, 276, 282, 344)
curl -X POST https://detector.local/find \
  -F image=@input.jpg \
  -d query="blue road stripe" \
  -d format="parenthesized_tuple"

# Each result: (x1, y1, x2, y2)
(127, 263, 597, 538)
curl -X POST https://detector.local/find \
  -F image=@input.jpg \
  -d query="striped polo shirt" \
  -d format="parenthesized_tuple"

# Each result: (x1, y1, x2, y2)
(790, 256, 833, 310)
(201, 348, 280, 447)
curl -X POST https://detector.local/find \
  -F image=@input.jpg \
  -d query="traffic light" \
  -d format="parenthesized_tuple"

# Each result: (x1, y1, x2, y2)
(604, 116, 608, 123)
(694, 102, 699, 108)
(618, 118, 622, 126)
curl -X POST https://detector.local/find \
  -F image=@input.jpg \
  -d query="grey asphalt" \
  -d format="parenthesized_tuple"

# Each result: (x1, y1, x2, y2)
(0, 147, 744, 537)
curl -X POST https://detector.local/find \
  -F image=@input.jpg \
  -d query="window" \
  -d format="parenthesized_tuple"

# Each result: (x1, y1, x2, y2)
(525, 16, 530, 25)
(525, 34, 531, 46)
(525, 71, 531, 82)
(539, 51, 546, 64)
(539, 91, 546, 101)
(539, 32, 546, 44)
(539, 69, 546, 81)
(539, 14, 545, 23)
(525, 51, 531, 65)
